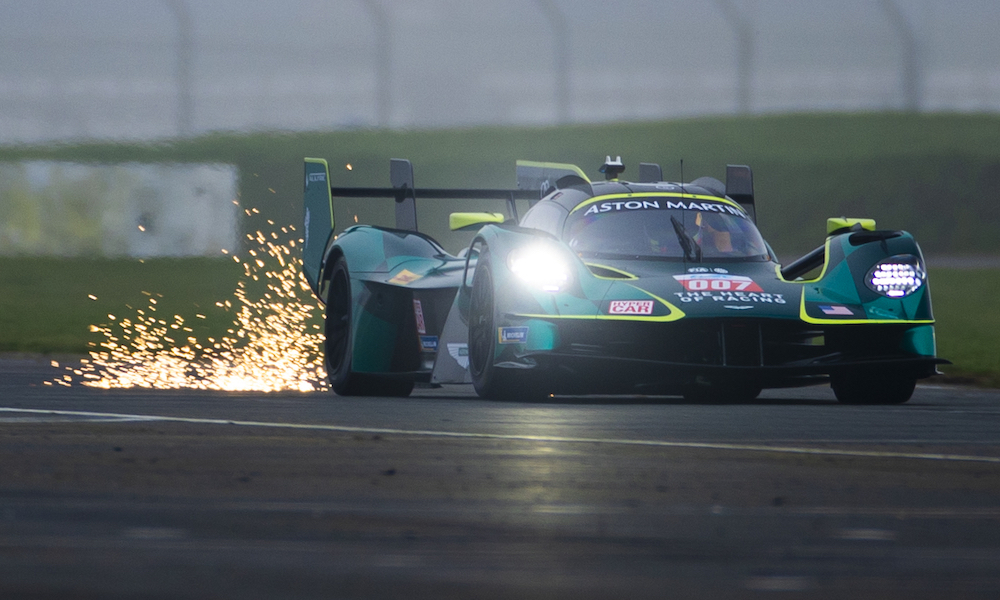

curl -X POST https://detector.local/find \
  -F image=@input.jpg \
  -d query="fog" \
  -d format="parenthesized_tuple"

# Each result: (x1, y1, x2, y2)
(1, 0, 998, 143)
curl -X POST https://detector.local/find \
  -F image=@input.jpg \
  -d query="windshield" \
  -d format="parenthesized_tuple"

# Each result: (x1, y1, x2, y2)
(563, 197, 770, 262)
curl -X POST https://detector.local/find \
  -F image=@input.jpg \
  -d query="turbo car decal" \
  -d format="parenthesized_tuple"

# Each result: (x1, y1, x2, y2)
(516, 287, 685, 322)
(608, 300, 654, 315)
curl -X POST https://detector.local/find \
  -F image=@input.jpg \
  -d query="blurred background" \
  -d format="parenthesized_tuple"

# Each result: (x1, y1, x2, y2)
(1, 0, 998, 380)
(1, 0, 998, 142)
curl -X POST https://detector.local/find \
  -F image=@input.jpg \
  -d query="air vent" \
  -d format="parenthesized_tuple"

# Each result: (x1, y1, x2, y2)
(585, 263, 637, 280)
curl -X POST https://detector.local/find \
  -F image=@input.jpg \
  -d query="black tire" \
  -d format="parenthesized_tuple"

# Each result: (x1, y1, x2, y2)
(831, 372, 915, 405)
(324, 257, 413, 397)
(468, 252, 546, 401)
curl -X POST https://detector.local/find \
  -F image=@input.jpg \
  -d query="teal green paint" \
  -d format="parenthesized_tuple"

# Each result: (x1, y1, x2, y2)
(525, 319, 558, 351)
(302, 159, 333, 290)
(351, 312, 397, 372)
(901, 325, 937, 356)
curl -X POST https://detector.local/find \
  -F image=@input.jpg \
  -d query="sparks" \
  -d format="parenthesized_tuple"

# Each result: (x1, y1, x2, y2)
(61, 223, 328, 393)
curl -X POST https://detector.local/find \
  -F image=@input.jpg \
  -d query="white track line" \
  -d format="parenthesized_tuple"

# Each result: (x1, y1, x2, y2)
(3, 406, 1000, 464)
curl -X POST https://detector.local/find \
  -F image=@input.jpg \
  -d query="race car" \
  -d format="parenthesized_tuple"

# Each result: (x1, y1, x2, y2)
(301, 156, 945, 403)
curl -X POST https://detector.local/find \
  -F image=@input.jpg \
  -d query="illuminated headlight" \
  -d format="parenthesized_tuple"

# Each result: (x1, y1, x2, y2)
(508, 245, 571, 292)
(866, 254, 925, 298)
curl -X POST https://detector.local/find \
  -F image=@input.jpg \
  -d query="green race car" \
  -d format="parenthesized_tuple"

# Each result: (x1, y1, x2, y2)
(302, 156, 945, 403)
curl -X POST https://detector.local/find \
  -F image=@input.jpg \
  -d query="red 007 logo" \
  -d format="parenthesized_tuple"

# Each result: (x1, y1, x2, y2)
(673, 274, 763, 292)
(608, 300, 655, 315)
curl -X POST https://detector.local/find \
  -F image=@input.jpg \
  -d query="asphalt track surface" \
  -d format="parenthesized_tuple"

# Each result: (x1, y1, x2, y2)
(2, 357, 1000, 599)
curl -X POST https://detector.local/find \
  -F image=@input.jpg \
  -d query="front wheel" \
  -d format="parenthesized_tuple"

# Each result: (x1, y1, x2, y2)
(468, 252, 546, 402)
(324, 257, 413, 397)
(831, 372, 915, 405)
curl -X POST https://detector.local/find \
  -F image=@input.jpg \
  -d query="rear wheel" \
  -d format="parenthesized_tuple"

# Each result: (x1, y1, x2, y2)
(832, 372, 915, 405)
(468, 252, 546, 401)
(325, 257, 413, 397)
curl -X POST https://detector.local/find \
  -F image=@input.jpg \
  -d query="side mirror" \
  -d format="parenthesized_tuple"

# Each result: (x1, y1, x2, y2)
(827, 217, 876, 236)
(449, 212, 505, 231)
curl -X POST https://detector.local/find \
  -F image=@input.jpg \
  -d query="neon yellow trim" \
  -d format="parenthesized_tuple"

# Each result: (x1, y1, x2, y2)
(776, 238, 832, 284)
(570, 192, 745, 215)
(776, 237, 933, 324)
(449, 212, 505, 231)
(584, 262, 639, 280)
(797, 289, 934, 325)
(304, 157, 334, 229)
(515, 160, 591, 182)
(515, 286, 685, 322)
(827, 217, 876, 235)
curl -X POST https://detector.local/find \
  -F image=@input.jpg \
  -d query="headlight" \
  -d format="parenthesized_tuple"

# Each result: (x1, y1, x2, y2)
(508, 244, 571, 292)
(866, 254, 925, 298)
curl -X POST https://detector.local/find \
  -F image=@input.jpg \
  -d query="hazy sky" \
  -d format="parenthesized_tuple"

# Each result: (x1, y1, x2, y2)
(1, 1, 998, 142)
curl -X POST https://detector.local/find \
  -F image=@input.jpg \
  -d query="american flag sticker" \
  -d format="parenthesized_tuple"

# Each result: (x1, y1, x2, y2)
(820, 305, 853, 316)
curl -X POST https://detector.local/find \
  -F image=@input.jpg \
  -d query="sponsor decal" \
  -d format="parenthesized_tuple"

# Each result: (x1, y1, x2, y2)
(498, 326, 529, 344)
(412, 299, 427, 334)
(608, 300, 655, 315)
(388, 269, 422, 285)
(686, 267, 728, 274)
(674, 273, 762, 292)
(447, 343, 469, 369)
(419, 335, 438, 351)
(674, 291, 786, 304)
(582, 199, 747, 219)
(306, 171, 326, 186)
(820, 304, 853, 316)
(724, 305, 754, 310)
(303, 208, 310, 248)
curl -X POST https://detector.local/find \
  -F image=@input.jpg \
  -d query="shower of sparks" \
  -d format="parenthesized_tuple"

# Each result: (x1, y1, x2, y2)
(63, 224, 328, 393)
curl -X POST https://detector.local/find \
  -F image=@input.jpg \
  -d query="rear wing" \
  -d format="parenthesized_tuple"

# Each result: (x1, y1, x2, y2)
(302, 157, 535, 288)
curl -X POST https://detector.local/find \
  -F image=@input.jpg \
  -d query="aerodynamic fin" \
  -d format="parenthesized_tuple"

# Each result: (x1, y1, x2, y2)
(638, 162, 663, 183)
(725, 165, 756, 223)
(303, 158, 334, 293)
(516, 160, 591, 199)
(390, 158, 418, 232)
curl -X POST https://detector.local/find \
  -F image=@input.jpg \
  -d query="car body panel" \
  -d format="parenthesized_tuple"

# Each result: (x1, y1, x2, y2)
(302, 157, 945, 398)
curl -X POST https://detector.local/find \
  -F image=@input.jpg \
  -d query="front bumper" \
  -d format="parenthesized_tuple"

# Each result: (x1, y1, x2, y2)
(495, 316, 946, 393)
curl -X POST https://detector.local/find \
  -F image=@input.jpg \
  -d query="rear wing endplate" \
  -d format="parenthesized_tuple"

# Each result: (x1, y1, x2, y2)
(725, 164, 755, 223)
(516, 160, 591, 199)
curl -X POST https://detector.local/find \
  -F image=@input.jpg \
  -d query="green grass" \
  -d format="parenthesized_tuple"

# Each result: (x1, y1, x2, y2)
(927, 268, 1000, 387)
(4, 112, 1000, 256)
(1, 257, 996, 387)
(0, 257, 243, 354)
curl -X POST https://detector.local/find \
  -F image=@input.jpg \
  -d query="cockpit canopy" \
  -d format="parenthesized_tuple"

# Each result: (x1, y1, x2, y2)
(553, 195, 770, 262)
